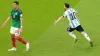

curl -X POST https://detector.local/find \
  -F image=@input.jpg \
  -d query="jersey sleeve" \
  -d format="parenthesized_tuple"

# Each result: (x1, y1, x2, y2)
(62, 11, 68, 17)
(62, 12, 66, 17)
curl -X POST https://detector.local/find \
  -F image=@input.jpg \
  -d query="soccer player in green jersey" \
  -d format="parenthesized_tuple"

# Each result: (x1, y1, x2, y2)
(1, 1, 29, 51)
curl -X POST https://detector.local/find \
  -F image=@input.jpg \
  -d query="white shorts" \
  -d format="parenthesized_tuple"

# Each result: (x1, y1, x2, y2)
(10, 26, 21, 36)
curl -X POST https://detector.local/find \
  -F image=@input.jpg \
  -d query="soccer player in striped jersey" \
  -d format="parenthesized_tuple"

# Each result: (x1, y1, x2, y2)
(1, 1, 29, 51)
(54, 3, 93, 47)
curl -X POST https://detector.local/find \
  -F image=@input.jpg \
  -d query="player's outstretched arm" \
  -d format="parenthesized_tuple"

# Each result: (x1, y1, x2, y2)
(1, 16, 11, 28)
(54, 16, 64, 25)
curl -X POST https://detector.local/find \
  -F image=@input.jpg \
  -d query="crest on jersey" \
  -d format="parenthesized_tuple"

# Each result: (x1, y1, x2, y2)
(14, 12, 18, 15)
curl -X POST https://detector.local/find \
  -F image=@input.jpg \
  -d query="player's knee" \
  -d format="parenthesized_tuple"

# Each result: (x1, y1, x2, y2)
(68, 32, 73, 35)
(15, 33, 20, 37)
(80, 31, 84, 34)
(80, 31, 87, 36)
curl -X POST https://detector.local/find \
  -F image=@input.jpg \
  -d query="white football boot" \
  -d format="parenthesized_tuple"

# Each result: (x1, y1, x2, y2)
(26, 42, 29, 51)
(8, 47, 16, 51)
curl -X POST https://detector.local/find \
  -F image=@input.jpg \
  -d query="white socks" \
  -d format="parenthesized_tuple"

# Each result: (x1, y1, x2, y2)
(68, 32, 77, 40)
(81, 32, 91, 42)
(68, 32, 91, 42)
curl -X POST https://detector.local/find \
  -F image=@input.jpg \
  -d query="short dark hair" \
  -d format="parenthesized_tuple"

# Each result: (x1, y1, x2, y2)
(64, 3, 70, 8)
(13, 1, 19, 5)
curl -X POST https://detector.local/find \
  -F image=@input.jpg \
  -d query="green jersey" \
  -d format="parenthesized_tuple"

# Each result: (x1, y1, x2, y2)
(10, 9, 22, 28)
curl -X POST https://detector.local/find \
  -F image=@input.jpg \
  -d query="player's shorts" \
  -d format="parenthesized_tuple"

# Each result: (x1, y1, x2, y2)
(10, 26, 21, 36)
(67, 25, 84, 32)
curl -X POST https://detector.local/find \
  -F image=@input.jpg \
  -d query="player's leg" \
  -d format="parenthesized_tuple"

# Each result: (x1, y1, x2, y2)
(81, 32, 91, 42)
(76, 25, 93, 47)
(11, 34, 16, 48)
(67, 26, 77, 43)
(15, 28, 29, 51)
(8, 27, 16, 51)
(80, 32, 93, 47)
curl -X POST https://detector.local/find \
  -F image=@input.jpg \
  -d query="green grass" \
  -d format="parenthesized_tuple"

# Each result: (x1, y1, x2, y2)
(0, 0, 100, 56)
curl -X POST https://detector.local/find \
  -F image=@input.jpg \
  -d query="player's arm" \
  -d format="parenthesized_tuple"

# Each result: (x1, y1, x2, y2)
(54, 16, 64, 25)
(1, 16, 12, 28)
(19, 12, 23, 32)
(19, 18, 23, 32)
(20, 18, 23, 28)
(19, 17, 23, 32)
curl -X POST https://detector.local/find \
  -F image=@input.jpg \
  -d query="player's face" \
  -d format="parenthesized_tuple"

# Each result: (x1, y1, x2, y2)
(64, 5, 66, 10)
(13, 3, 18, 9)
(64, 5, 68, 11)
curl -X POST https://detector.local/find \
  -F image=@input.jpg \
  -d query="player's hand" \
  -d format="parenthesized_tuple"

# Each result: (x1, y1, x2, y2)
(1, 24, 5, 28)
(19, 26, 23, 32)
(54, 20, 58, 25)
(19, 28, 22, 32)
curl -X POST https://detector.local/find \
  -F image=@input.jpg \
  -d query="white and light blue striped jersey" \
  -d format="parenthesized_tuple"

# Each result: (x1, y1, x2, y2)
(63, 8, 80, 28)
